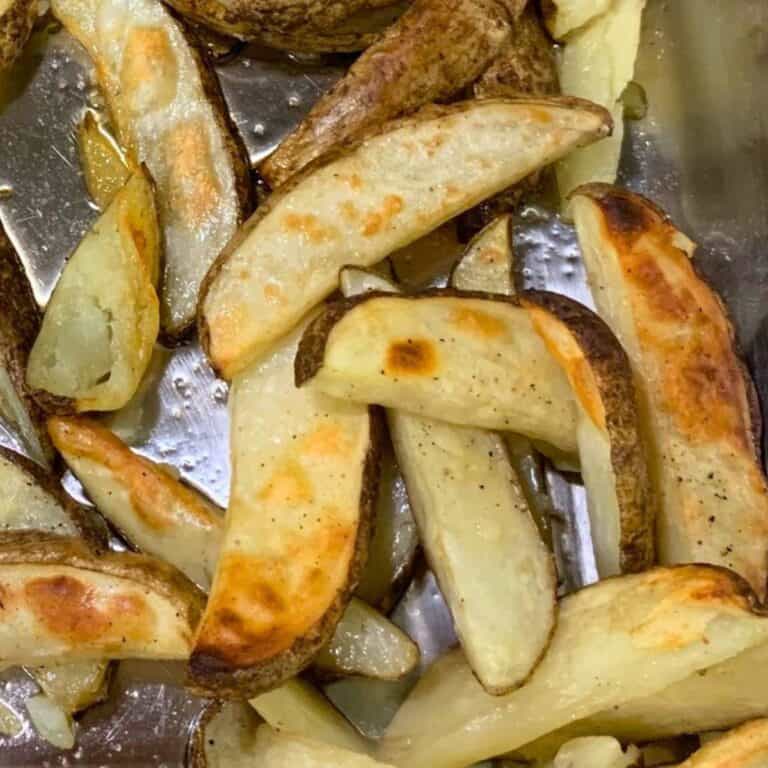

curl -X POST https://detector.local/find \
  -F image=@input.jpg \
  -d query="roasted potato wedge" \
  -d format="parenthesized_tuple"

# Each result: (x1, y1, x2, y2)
(572, 185, 768, 598)
(339, 270, 557, 692)
(48, 416, 222, 590)
(550, 737, 641, 768)
(0, 0, 37, 71)
(77, 111, 133, 213)
(160, 0, 404, 53)
(202, 97, 612, 378)
(378, 565, 768, 768)
(449, 215, 514, 296)
(0, 532, 204, 664)
(51, 0, 250, 339)
(250, 677, 369, 753)
(26, 170, 160, 413)
(261, 0, 525, 188)
(556, 0, 646, 202)
(0, 226, 54, 466)
(671, 720, 768, 768)
(28, 661, 111, 716)
(315, 598, 419, 681)
(522, 291, 653, 575)
(188, 319, 381, 698)
(542, 0, 611, 40)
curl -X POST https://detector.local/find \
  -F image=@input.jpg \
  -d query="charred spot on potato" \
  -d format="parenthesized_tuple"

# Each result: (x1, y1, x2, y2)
(385, 339, 438, 376)
(599, 192, 656, 241)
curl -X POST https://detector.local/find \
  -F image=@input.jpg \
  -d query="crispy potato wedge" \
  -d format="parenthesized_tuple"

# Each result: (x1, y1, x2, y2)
(261, 0, 524, 188)
(189, 320, 381, 698)
(449, 215, 514, 295)
(48, 416, 222, 590)
(51, 0, 250, 339)
(202, 97, 612, 378)
(26, 171, 160, 413)
(550, 737, 641, 768)
(314, 598, 419, 681)
(250, 677, 370, 753)
(378, 566, 768, 768)
(0, 226, 53, 465)
(160, 0, 403, 53)
(77, 111, 133, 213)
(572, 185, 768, 598)
(541, 0, 611, 40)
(556, 0, 645, 202)
(0, 532, 204, 664)
(671, 720, 768, 768)
(339, 269, 556, 692)
(0, 0, 37, 71)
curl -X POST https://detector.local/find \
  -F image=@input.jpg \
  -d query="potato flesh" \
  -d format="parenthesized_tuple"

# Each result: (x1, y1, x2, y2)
(572, 189, 768, 600)
(0, 368, 48, 467)
(28, 661, 109, 714)
(51, 0, 242, 336)
(307, 295, 578, 453)
(556, 0, 645, 201)
(202, 98, 611, 377)
(378, 566, 768, 768)
(672, 720, 768, 768)
(552, 737, 641, 768)
(544, 0, 612, 39)
(191, 321, 373, 692)
(314, 597, 419, 680)
(26, 171, 159, 411)
(450, 215, 514, 295)
(250, 677, 370, 754)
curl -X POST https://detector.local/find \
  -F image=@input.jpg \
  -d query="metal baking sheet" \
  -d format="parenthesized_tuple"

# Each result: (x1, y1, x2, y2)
(0, 0, 766, 764)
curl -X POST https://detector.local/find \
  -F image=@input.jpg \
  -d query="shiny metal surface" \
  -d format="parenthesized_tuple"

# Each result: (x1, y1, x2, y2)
(0, 0, 765, 763)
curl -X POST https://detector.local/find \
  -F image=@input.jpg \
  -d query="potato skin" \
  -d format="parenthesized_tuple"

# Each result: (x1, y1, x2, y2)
(186, 409, 385, 699)
(260, 0, 526, 188)
(0, 0, 37, 71)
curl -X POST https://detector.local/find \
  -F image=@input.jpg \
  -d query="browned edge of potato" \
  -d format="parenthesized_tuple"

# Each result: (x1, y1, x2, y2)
(522, 289, 655, 574)
(0, 226, 55, 465)
(260, 0, 527, 187)
(571, 183, 768, 599)
(672, 719, 768, 768)
(0, 0, 37, 71)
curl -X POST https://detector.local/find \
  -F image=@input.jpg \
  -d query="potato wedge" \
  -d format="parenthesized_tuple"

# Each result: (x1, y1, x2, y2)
(0, 532, 204, 664)
(159, 0, 402, 53)
(261, 0, 524, 188)
(572, 185, 768, 598)
(378, 565, 768, 768)
(28, 661, 111, 715)
(671, 720, 768, 768)
(250, 677, 370, 753)
(551, 737, 641, 768)
(77, 111, 133, 214)
(0, 226, 54, 466)
(26, 170, 160, 413)
(51, 0, 250, 339)
(0, 0, 37, 71)
(449, 215, 514, 295)
(188, 320, 381, 698)
(556, 0, 646, 202)
(189, 700, 262, 768)
(314, 598, 419, 681)
(521, 291, 653, 575)
(48, 416, 222, 590)
(340, 269, 556, 692)
(202, 97, 612, 378)
(541, 0, 611, 40)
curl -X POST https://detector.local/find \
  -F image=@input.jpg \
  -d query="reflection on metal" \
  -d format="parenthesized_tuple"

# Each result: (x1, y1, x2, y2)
(0, 0, 766, 761)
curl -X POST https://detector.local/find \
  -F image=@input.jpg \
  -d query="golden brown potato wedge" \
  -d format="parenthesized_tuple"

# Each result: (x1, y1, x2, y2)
(0, 0, 37, 71)
(555, 0, 646, 203)
(48, 416, 222, 590)
(250, 677, 370, 753)
(77, 111, 133, 214)
(51, 0, 250, 339)
(671, 720, 768, 768)
(160, 0, 404, 53)
(26, 170, 160, 413)
(188, 319, 381, 698)
(378, 565, 768, 768)
(203, 97, 611, 378)
(0, 532, 204, 665)
(339, 269, 557, 693)
(261, 0, 525, 188)
(0, 227, 54, 466)
(572, 185, 768, 599)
